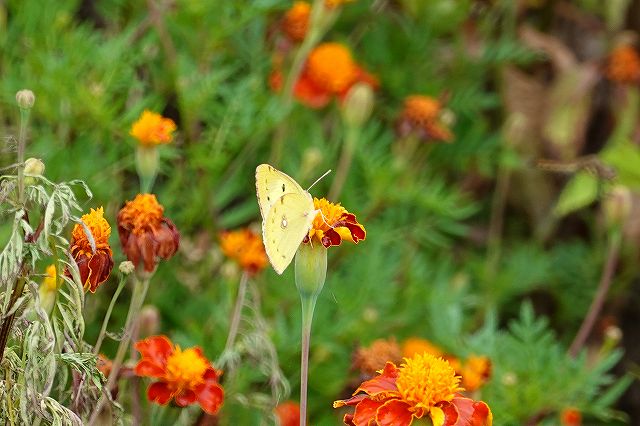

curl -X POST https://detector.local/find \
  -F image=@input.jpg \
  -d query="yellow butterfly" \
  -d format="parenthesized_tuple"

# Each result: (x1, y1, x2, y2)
(255, 164, 318, 274)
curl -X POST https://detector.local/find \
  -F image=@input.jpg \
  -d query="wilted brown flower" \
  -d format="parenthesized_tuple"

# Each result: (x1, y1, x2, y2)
(352, 338, 402, 376)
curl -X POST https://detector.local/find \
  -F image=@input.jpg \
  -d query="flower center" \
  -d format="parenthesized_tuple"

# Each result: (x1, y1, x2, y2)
(72, 207, 112, 252)
(307, 43, 357, 93)
(120, 194, 164, 235)
(165, 347, 208, 390)
(396, 353, 462, 412)
(311, 197, 346, 232)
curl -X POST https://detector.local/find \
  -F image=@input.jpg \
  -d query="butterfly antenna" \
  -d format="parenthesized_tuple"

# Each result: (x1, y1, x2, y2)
(307, 169, 332, 192)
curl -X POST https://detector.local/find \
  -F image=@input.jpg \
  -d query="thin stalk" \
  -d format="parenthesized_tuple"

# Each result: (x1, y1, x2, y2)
(329, 124, 359, 201)
(93, 273, 129, 356)
(17, 107, 30, 206)
(0, 270, 27, 362)
(485, 158, 511, 281)
(568, 232, 622, 357)
(299, 293, 317, 426)
(223, 271, 249, 354)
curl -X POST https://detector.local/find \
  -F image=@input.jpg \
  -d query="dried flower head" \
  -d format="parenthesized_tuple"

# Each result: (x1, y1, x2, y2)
(305, 197, 365, 248)
(135, 335, 224, 415)
(396, 95, 453, 142)
(606, 45, 640, 85)
(68, 207, 114, 292)
(117, 194, 180, 273)
(219, 228, 268, 275)
(130, 110, 177, 146)
(353, 338, 402, 376)
(275, 400, 301, 426)
(334, 353, 492, 426)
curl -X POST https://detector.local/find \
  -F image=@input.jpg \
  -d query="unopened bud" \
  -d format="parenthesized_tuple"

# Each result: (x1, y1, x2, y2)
(137, 305, 160, 338)
(119, 261, 135, 275)
(16, 90, 35, 109)
(603, 185, 632, 229)
(301, 147, 323, 179)
(24, 158, 45, 176)
(341, 83, 374, 128)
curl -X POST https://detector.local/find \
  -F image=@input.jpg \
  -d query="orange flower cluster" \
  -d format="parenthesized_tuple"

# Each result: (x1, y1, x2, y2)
(352, 338, 403, 376)
(219, 228, 268, 274)
(275, 401, 301, 426)
(560, 407, 582, 426)
(305, 197, 366, 248)
(117, 194, 180, 272)
(606, 45, 640, 85)
(130, 110, 176, 146)
(281, 1, 354, 42)
(68, 207, 114, 292)
(396, 95, 453, 142)
(334, 353, 492, 426)
(135, 335, 224, 415)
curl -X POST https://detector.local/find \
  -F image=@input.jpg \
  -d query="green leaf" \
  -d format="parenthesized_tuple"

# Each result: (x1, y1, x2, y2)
(553, 171, 599, 217)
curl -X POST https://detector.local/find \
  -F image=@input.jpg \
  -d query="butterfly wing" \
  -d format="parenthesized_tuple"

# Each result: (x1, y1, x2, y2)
(256, 164, 308, 220)
(263, 192, 316, 274)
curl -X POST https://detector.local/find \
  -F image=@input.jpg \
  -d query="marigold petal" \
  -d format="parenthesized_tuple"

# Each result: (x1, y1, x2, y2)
(175, 389, 197, 407)
(430, 405, 451, 426)
(354, 362, 400, 396)
(196, 381, 225, 415)
(321, 229, 342, 247)
(135, 335, 173, 362)
(376, 399, 414, 426)
(134, 360, 167, 378)
(334, 394, 368, 409)
(154, 219, 180, 259)
(294, 74, 332, 108)
(352, 398, 386, 426)
(148, 381, 173, 405)
(85, 250, 114, 292)
(450, 396, 493, 426)
(343, 414, 356, 426)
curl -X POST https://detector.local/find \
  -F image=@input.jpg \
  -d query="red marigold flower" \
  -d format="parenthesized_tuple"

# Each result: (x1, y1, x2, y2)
(68, 207, 114, 293)
(460, 355, 491, 392)
(130, 110, 177, 146)
(353, 338, 402, 376)
(305, 197, 365, 248)
(334, 353, 492, 426)
(134, 335, 224, 415)
(396, 95, 453, 142)
(275, 400, 301, 426)
(606, 45, 640, 85)
(560, 407, 582, 426)
(219, 228, 268, 275)
(117, 194, 180, 273)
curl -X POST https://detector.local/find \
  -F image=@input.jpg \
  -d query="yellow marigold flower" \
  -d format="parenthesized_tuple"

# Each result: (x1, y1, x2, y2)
(282, 1, 310, 42)
(396, 94, 453, 142)
(68, 207, 114, 293)
(606, 45, 640, 84)
(353, 338, 402, 376)
(307, 43, 358, 94)
(117, 194, 180, 272)
(306, 197, 365, 248)
(460, 355, 492, 392)
(334, 353, 492, 426)
(219, 228, 268, 275)
(130, 110, 177, 146)
(402, 337, 444, 359)
(42, 264, 58, 292)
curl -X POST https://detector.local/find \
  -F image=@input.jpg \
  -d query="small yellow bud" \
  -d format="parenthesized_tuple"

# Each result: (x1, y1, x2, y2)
(24, 158, 45, 176)
(119, 261, 135, 275)
(341, 83, 375, 128)
(16, 90, 35, 109)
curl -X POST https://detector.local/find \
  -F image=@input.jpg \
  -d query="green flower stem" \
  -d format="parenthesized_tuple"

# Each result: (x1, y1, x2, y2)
(17, 107, 31, 206)
(295, 243, 327, 426)
(223, 271, 249, 355)
(329, 123, 360, 201)
(136, 145, 159, 193)
(93, 273, 129, 356)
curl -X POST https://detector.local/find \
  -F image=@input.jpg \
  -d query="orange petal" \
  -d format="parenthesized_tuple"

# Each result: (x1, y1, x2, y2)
(175, 389, 197, 407)
(451, 396, 492, 426)
(354, 362, 399, 396)
(134, 359, 166, 378)
(433, 403, 458, 426)
(196, 381, 225, 415)
(352, 398, 385, 426)
(334, 394, 368, 409)
(147, 381, 173, 405)
(376, 399, 414, 426)
(135, 335, 173, 364)
(294, 73, 331, 108)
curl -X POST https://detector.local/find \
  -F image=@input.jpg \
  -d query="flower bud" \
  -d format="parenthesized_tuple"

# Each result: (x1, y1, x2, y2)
(16, 90, 35, 109)
(341, 83, 374, 128)
(137, 305, 160, 338)
(603, 185, 632, 230)
(24, 158, 45, 176)
(135, 145, 160, 192)
(119, 260, 135, 275)
(295, 242, 327, 298)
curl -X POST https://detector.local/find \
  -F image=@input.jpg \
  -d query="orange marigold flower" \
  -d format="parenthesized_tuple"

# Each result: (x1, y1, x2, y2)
(97, 353, 113, 378)
(282, 1, 310, 42)
(219, 228, 268, 275)
(117, 194, 180, 272)
(135, 335, 224, 415)
(460, 355, 491, 392)
(334, 353, 492, 426)
(275, 400, 301, 426)
(402, 337, 445, 359)
(130, 110, 177, 146)
(305, 197, 365, 248)
(396, 95, 453, 142)
(353, 338, 403, 376)
(68, 207, 114, 293)
(606, 45, 640, 85)
(560, 407, 582, 426)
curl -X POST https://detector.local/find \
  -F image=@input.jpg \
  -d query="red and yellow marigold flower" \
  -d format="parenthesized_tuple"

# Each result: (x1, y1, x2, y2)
(396, 95, 453, 142)
(334, 353, 492, 426)
(68, 207, 114, 292)
(219, 228, 268, 275)
(134, 335, 224, 415)
(460, 355, 491, 392)
(117, 194, 180, 273)
(275, 400, 301, 426)
(130, 110, 176, 146)
(606, 44, 640, 85)
(305, 197, 365, 248)
(353, 338, 402, 376)
(560, 407, 582, 426)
